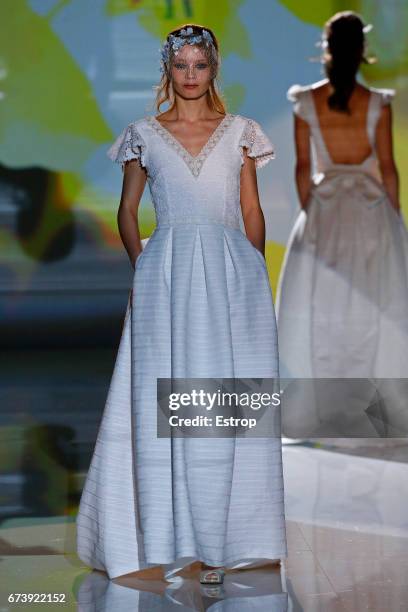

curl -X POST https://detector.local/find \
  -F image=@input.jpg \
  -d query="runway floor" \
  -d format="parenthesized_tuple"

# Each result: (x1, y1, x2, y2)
(1, 438, 407, 611)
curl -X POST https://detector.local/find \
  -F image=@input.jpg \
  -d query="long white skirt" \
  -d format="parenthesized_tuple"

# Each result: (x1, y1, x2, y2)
(76, 223, 287, 580)
(276, 171, 408, 438)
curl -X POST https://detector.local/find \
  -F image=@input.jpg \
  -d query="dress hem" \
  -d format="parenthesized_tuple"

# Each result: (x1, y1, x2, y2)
(90, 551, 289, 580)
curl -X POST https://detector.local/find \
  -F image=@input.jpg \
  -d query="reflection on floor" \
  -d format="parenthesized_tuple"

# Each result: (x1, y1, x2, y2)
(0, 440, 407, 611)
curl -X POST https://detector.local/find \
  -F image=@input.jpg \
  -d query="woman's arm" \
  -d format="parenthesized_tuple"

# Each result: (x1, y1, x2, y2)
(117, 159, 147, 269)
(376, 104, 401, 214)
(240, 149, 266, 256)
(293, 114, 312, 210)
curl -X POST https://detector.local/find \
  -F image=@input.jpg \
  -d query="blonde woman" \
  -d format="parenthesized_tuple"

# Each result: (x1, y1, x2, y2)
(76, 24, 287, 585)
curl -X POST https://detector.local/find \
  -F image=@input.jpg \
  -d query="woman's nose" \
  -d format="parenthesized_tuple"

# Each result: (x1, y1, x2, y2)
(186, 65, 197, 78)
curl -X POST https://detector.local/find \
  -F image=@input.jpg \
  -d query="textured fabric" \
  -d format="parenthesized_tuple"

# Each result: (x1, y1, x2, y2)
(238, 118, 275, 168)
(276, 84, 408, 379)
(107, 123, 147, 172)
(76, 113, 288, 580)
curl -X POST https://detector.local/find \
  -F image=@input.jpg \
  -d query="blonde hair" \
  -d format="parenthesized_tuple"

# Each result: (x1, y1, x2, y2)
(155, 23, 227, 115)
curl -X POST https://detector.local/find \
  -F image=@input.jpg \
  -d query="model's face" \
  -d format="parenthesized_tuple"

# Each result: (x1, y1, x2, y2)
(170, 45, 213, 100)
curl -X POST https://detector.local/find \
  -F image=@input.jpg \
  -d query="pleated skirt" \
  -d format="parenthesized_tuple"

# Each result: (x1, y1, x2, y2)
(76, 222, 288, 579)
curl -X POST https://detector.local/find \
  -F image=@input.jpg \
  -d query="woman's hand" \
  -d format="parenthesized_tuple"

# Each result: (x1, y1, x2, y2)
(133, 249, 143, 269)
(301, 191, 312, 212)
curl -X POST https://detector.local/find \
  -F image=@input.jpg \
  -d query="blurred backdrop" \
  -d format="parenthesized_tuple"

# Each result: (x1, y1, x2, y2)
(0, 0, 407, 522)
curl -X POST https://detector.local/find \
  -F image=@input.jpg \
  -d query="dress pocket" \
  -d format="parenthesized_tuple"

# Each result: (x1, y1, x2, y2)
(134, 235, 153, 270)
(135, 250, 145, 269)
(250, 243, 267, 267)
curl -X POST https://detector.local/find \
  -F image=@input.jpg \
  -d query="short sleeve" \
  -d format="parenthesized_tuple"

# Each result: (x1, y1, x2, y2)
(107, 122, 147, 172)
(287, 84, 309, 121)
(379, 88, 396, 106)
(239, 118, 275, 168)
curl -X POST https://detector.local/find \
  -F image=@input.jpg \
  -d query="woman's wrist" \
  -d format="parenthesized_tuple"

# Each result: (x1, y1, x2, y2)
(299, 184, 312, 210)
(301, 193, 311, 210)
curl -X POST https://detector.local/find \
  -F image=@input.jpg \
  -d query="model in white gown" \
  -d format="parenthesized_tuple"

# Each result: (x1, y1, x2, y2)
(276, 82, 408, 380)
(75, 112, 288, 580)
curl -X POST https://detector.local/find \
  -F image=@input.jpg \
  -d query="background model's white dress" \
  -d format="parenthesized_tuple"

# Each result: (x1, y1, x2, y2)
(76, 113, 288, 580)
(276, 84, 408, 380)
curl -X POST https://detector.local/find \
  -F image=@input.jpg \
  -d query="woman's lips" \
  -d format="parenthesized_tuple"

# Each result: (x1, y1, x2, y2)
(184, 84, 199, 89)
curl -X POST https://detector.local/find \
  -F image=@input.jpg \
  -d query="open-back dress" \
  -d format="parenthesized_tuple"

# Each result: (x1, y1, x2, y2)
(276, 84, 408, 379)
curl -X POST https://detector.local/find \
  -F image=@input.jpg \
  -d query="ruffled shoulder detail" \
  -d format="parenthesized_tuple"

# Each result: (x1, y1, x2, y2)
(287, 83, 310, 121)
(372, 87, 396, 107)
(107, 121, 147, 172)
(238, 117, 275, 169)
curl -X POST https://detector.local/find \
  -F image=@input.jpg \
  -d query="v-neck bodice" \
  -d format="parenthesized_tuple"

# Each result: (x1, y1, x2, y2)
(287, 82, 396, 183)
(107, 114, 275, 230)
(148, 113, 234, 169)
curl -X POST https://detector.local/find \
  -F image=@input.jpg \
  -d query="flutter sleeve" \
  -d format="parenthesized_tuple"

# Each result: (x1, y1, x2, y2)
(107, 122, 147, 172)
(239, 118, 275, 168)
(287, 84, 309, 121)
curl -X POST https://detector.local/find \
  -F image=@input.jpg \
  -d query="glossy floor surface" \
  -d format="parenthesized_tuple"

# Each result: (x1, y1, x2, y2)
(1, 439, 407, 611)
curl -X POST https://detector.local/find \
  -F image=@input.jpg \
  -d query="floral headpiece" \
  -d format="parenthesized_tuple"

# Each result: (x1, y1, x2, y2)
(160, 26, 218, 75)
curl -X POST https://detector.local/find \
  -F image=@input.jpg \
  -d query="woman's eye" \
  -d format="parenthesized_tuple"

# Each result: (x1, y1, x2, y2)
(173, 63, 208, 70)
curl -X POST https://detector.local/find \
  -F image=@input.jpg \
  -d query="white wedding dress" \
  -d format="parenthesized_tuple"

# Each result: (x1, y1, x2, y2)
(276, 83, 408, 380)
(275, 83, 408, 439)
(76, 113, 288, 580)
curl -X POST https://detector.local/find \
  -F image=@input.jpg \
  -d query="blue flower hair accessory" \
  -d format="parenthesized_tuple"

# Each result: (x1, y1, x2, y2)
(159, 27, 218, 75)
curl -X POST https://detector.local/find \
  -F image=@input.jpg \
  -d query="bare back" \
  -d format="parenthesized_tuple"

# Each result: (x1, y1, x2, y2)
(310, 81, 373, 165)
(287, 79, 400, 212)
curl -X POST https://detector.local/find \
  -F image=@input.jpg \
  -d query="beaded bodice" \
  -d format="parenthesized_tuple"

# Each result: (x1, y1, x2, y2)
(107, 114, 274, 230)
(146, 114, 236, 179)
